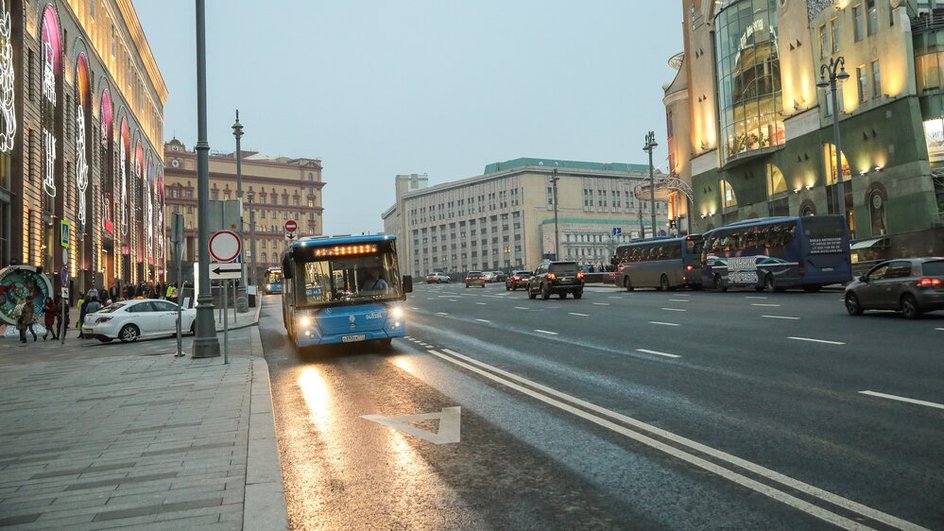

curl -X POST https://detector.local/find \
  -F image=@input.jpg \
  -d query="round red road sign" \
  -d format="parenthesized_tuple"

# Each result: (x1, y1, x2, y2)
(208, 230, 241, 262)
(284, 219, 298, 233)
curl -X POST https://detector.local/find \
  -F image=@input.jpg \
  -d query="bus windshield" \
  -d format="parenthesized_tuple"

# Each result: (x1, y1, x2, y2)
(296, 252, 403, 307)
(265, 268, 283, 284)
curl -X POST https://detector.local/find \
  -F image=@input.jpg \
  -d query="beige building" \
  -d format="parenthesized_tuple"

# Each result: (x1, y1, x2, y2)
(4, 0, 167, 293)
(382, 158, 668, 277)
(162, 139, 324, 281)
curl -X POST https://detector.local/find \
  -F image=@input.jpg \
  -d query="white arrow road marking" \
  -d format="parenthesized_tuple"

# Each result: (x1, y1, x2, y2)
(859, 391, 944, 411)
(430, 349, 926, 531)
(361, 407, 461, 444)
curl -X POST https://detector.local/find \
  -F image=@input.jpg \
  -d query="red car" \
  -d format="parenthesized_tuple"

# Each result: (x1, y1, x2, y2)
(505, 270, 532, 291)
(464, 271, 486, 288)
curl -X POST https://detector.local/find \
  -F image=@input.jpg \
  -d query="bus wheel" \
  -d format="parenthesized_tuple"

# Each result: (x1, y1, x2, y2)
(659, 275, 669, 292)
(379, 337, 393, 348)
(624, 277, 634, 292)
(714, 274, 727, 292)
(764, 274, 776, 293)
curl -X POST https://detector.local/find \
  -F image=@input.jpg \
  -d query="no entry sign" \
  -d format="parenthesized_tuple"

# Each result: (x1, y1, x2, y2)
(209, 230, 241, 262)
(284, 219, 298, 233)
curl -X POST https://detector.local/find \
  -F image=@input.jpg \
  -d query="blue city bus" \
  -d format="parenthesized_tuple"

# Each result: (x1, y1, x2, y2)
(701, 215, 852, 292)
(279, 234, 412, 348)
(264, 267, 283, 294)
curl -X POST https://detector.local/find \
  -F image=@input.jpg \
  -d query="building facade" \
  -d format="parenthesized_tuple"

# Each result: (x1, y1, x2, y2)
(666, 0, 944, 260)
(1, 0, 166, 294)
(382, 158, 669, 277)
(162, 139, 324, 283)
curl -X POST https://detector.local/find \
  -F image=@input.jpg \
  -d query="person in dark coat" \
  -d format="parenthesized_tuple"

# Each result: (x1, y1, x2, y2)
(42, 297, 59, 340)
(17, 299, 37, 343)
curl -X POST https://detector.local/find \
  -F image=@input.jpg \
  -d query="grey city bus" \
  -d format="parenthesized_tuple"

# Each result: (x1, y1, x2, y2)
(613, 235, 704, 291)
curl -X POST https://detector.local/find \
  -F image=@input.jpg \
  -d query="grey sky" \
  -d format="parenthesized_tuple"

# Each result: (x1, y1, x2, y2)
(134, 1, 683, 234)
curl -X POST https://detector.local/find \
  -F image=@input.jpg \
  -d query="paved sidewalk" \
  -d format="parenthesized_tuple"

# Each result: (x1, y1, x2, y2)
(0, 309, 286, 530)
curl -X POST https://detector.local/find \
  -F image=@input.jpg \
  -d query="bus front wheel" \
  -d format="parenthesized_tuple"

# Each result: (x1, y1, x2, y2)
(764, 274, 777, 293)
(714, 274, 727, 293)
(624, 277, 634, 292)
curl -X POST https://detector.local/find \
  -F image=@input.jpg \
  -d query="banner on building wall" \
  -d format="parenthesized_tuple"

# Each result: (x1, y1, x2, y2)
(101, 89, 114, 236)
(0, 0, 16, 153)
(924, 119, 944, 162)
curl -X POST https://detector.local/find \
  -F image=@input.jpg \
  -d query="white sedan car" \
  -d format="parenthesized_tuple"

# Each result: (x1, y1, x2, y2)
(84, 299, 197, 343)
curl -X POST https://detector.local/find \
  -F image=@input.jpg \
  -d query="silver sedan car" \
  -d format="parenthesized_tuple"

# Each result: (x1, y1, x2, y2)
(844, 257, 944, 319)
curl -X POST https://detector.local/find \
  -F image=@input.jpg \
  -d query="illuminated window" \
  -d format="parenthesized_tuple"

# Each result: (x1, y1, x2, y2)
(856, 65, 867, 102)
(871, 60, 882, 97)
(766, 164, 787, 197)
(823, 143, 851, 185)
(720, 179, 737, 209)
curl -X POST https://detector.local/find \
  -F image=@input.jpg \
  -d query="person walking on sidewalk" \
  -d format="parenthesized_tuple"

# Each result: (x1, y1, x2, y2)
(53, 295, 67, 340)
(42, 297, 59, 340)
(16, 298, 37, 343)
(83, 297, 101, 333)
(77, 295, 87, 339)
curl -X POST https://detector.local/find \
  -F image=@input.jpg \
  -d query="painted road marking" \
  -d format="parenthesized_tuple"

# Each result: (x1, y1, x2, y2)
(936, 328, 944, 332)
(435, 312, 449, 316)
(661, 308, 687, 312)
(568, 312, 590, 317)
(859, 391, 944, 411)
(534, 329, 559, 335)
(669, 299, 689, 302)
(429, 348, 921, 530)
(410, 307, 420, 310)
(752, 303, 781, 307)
(636, 348, 681, 359)
(788, 336, 845, 345)
(762, 315, 801, 320)
(361, 407, 461, 444)
(608, 296, 622, 299)
(514, 306, 529, 310)
(649, 321, 680, 327)
(592, 302, 610, 306)
(475, 318, 491, 323)
(476, 302, 487, 305)
(746, 296, 768, 299)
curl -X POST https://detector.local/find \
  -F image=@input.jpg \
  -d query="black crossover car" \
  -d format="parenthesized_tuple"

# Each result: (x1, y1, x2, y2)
(528, 261, 585, 299)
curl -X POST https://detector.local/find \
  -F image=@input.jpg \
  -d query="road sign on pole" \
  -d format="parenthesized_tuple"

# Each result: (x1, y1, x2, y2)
(284, 219, 297, 240)
(612, 227, 622, 236)
(210, 263, 243, 280)
(209, 230, 241, 263)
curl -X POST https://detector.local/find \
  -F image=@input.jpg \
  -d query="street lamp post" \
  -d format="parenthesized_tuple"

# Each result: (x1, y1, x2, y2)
(232, 111, 248, 312)
(643, 131, 658, 239)
(550, 166, 560, 260)
(248, 191, 257, 290)
(192, 0, 220, 358)
(817, 57, 850, 230)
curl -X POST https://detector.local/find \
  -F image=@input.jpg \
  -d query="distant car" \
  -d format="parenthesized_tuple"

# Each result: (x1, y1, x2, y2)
(465, 271, 486, 288)
(844, 257, 944, 319)
(482, 271, 497, 283)
(505, 270, 532, 291)
(425, 272, 450, 284)
(528, 260, 585, 300)
(490, 271, 505, 283)
(83, 299, 197, 343)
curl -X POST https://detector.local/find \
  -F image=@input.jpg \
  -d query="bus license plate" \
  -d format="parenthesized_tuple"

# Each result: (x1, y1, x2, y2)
(342, 334, 366, 343)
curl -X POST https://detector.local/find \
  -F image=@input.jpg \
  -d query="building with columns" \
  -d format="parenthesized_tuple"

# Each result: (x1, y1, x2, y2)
(664, 0, 944, 261)
(382, 158, 668, 277)
(162, 138, 325, 283)
(1, 0, 166, 294)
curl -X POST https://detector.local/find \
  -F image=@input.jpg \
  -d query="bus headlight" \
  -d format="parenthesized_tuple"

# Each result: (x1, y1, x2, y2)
(298, 315, 312, 328)
(390, 307, 404, 320)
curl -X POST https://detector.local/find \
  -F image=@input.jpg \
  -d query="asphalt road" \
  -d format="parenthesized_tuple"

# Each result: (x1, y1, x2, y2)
(259, 283, 944, 530)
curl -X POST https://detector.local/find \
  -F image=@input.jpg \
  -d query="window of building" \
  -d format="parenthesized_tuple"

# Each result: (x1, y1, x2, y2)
(867, 0, 877, 35)
(185, 189, 193, 199)
(871, 60, 882, 97)
(211, 189, 219, 200)
(819, 25, 828, 59)
(856, 65, 867, 102)
(854, 5, 864, 42)
(831, 19, 840, 53)
(767, 164, 787, 197)
(889, 0, 895, 26)
(720, 179, 737, 209)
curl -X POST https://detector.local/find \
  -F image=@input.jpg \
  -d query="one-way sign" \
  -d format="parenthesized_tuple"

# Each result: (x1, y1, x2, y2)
(210, 263, 242, 280)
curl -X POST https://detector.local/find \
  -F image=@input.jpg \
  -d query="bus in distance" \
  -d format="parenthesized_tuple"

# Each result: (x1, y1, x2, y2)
(264, 267, 283, 294)
(701, 215, 852, 292)
(279, 234, 412, 349)
(613, 235, 704, 291)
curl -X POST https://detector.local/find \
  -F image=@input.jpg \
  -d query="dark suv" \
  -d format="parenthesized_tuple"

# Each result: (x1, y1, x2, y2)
(528, 261, 585, 299)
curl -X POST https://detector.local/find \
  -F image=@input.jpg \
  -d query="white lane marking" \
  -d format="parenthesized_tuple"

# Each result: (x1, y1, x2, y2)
(514, 306, 529, 310)
(568, 312, 590, 317)
(426, 298, 435, 301)
(361, 406, 461, 444)
(534, 329, 558, 335)
(410, 307, 420, 310)
(607, 296, 622, 299)
(592, 302, 610, 306)
(936, 328, 944, 332)
(859, 391, 944, 411)
(661, 308, 687, 312)
(475, 302, 487, 305)
(788, 336, 845, 345)
(752, 303, 781, 307)
(746, 296, 768, 299)
(475, 318, 491, 323)
(430, 349, 919, 530)
(636, 348, 681, 359)
(435, 312, 449, 316)
(649, 321, 680, 327)
(762, 315, 801, 321)
(669, 299, 689, 302)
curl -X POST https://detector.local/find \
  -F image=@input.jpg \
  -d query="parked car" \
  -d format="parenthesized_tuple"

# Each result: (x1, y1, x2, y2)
(425, 271, 450, 284)
(465, 271, 486, 288)
(491, 271, 505, 283)
(505, 270, 532, 291)
(83, 299, 197, 343)
(528, 261, 585, 300)
(482, 271, 498, 283)
(844, 257, 944, 319)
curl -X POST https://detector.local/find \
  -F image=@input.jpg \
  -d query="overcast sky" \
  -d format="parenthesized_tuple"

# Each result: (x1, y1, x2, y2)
(134, 1, 683, 235)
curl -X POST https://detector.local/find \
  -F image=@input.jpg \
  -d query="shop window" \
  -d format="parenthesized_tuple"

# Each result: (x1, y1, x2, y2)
(720, 179, 737, 209)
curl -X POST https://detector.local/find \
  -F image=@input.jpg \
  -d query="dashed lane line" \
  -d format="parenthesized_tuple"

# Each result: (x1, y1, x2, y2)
(751, 303, 781, 307)
(435, 312, 449, 316)
(475, 319, 491, 323)
(661, 308, 687, 312)
(568, 312, 590, 317)
(762, 315, 800, 320)
(476, 302, 487, 305)
(788, 336, 845, 346)
(534, 329, 559, 335)
(669, 299, 689, 302)
(636, 348, 681, 359)
(746, 296, 768, 299)
(592, 302, 610, 306)
(514, 306, 529, 310)
(859, 391, 944, 411)
(649, 321, 680, 327)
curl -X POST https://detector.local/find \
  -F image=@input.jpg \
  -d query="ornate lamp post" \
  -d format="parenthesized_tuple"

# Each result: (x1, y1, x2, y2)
(232, 111, 248, 312)
(247, 190, 257, 291)
(643, 131, 658, 239)
(817, 57, 850, 230)
(550, 165, 560, 259)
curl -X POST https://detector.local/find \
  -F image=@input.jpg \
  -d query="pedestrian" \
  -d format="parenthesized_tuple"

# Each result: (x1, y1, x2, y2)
(53, 295, 66, 340)
(16, 298, 37, 343)
(83, 296, 101, 334)
(77, 295, 88, 339)
(165, 283, 176, 300)
(42, 297, 59, 340)
(86, 284, 99, 301)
